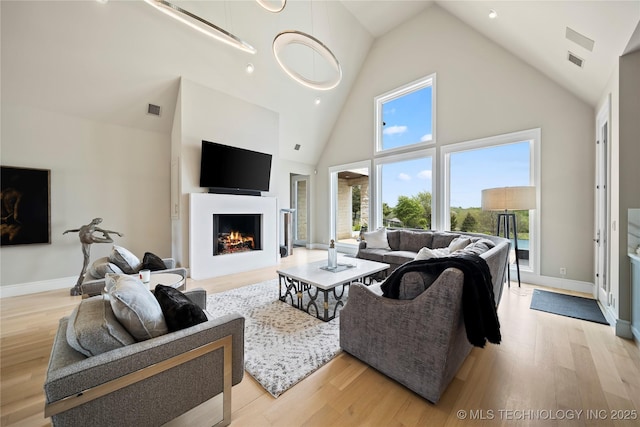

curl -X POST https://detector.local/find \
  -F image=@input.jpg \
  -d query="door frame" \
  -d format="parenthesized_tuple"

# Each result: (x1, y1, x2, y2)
(595, 96, 611, 308)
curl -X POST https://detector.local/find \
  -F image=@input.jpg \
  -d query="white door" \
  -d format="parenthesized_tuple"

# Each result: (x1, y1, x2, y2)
(291, 175, 309, 246)
(595, 100, 610, 307)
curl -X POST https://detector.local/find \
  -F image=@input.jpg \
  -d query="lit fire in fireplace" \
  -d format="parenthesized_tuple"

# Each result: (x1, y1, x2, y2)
(217, 230, 255, 254)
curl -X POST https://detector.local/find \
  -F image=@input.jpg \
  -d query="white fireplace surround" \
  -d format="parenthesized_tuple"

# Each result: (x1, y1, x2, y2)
(190, 193, 278, 280)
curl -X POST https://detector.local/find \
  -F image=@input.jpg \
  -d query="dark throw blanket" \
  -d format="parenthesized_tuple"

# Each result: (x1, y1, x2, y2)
(380, 254, 501, 347)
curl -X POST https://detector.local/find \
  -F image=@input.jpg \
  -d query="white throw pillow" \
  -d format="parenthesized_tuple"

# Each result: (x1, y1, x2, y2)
(88, 257, 124, 278)
(109, 245, 141, 274)
(414, 247, 450, 260)
(362, 227, 391, 250)
(448, 237, 472, 253)
(108, 275, 168, 341)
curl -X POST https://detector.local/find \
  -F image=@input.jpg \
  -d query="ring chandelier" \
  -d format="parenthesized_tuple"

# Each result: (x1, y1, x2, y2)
(272, 31, 342, 91)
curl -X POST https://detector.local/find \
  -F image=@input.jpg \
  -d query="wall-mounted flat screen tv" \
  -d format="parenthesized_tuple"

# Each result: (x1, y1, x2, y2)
(199, 141, 272, 196)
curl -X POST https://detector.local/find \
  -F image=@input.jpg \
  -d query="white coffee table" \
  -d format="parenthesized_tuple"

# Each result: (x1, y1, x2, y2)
(277, 256, 389, 321)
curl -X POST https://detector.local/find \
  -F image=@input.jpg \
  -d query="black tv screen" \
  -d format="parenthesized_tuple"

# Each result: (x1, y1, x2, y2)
(199, 141, 272, 195)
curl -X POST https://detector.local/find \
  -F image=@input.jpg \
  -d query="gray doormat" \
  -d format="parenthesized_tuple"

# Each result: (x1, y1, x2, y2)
(530, 289, 609, 325)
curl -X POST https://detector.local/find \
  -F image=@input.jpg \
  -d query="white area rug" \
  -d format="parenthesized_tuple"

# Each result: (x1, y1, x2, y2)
(206, 279, 342, 397)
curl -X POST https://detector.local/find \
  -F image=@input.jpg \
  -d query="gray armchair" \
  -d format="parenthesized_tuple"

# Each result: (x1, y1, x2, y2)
(44, 289, 244, 426)
(340, 237, 509, 403)
(80, 257, 187, 297)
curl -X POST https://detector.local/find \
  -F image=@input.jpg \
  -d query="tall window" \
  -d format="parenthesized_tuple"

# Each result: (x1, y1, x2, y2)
(375, 150, 433, 230)
(373, 74, 436, 231)
(441, 129, 539, 272)
(376, 74, 435, 154)
(367, 75, 539, 274)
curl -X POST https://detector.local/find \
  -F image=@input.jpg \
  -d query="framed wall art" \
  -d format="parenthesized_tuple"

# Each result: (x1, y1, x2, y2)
(1, 166, 51, 246)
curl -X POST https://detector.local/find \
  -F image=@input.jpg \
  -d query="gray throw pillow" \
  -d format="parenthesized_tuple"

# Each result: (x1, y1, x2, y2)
(66, 295, 135, 357)
(431, 232, 459, 249)
(88, 257, 124, 278)
(400, 230, 433, 252)
(398, 271, 439, 300)
(108, 245, 141, 274)
(457, 240, 493, 256)
(107, 274, 168, 341)
(448, 237, 472, 253)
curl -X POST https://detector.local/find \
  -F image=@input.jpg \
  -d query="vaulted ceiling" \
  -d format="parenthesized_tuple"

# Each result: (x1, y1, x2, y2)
(2, 1, 638, 166)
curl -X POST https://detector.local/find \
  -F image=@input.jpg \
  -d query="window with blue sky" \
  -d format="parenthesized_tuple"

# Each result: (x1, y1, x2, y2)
(381, 85, 433, 151)
(380, 157, 432, 206)
(376, 75, 434, 153)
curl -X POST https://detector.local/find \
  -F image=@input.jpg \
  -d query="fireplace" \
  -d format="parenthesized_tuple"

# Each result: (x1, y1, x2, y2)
(190, 193, 277, 280)
(213, 214, 262, 256)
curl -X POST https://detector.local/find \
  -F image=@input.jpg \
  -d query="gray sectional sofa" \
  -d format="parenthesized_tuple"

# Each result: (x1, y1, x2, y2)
(342, 229, 510, 403)
(358, 229, 506, 274)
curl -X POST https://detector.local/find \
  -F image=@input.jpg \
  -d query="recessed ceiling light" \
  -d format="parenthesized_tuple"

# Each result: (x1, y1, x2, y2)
(96, 0, 109, 3)
(314, 97, 321, 105)
(488, 9, 498, 19)
(246, 63, 255, 74)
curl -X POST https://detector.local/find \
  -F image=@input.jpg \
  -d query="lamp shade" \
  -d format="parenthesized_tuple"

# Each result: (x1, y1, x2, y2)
(482, 186, 536, 211)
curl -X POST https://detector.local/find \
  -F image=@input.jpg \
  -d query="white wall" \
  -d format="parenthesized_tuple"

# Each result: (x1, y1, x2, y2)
(0, 105, 171, 291)
(172, 78, 319, 267)
(315, 4, 595, 284)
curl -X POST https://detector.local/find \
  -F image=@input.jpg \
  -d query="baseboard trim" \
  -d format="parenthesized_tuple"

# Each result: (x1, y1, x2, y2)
(518, 271, 594, 294)
(615, 319, 634, 339)
(0, 276, 77, 298)
(601, 303, 619, 329)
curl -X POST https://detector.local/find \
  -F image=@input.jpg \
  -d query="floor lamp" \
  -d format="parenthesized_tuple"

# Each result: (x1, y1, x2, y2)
(481, 186, 536, 287)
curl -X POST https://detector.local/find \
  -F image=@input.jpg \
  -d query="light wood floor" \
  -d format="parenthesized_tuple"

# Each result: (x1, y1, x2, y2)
(2, 248, 639, 426)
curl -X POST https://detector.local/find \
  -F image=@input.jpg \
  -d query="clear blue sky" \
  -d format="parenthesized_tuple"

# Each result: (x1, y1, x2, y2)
(382, 86, 433, 150)
(450, 142, 530, 208)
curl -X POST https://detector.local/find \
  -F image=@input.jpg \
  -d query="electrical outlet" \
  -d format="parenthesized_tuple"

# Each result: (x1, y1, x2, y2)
(560, 267, 567, 276)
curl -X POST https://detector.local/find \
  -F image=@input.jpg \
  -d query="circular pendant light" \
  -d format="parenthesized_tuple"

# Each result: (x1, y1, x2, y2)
(272, 31, 342, 91)
(256, 0, 286, 13)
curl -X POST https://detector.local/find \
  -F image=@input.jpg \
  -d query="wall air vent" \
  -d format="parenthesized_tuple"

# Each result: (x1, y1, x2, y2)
(147, 103, 161, 116)
(567, 51, 584, 68)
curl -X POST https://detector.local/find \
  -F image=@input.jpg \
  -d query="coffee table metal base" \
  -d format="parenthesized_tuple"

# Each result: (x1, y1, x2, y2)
(278, 274, 351, 322)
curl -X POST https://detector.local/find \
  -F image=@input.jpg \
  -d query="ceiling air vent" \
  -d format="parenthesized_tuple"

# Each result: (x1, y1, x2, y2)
(567, 51, 584, 68)
(294, 144, 301, 151)
(147, 103, 161, 116)
(566, 27, 594, 52)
